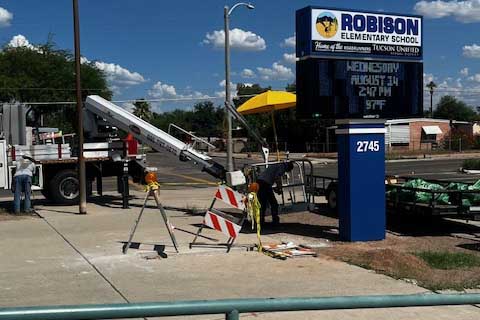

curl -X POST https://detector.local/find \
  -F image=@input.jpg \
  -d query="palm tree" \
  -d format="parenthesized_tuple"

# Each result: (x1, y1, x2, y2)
(133, 99, 152, 121)
(426, 81, 437, 118)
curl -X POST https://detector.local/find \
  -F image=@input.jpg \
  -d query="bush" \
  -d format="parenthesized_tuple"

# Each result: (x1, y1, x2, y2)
(439, 126, 479, 151)
(463, 159, 480, 170)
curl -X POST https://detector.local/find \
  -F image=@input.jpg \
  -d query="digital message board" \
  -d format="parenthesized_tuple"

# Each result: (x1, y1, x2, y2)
(296, 58, 423, 119)
(296, 7, 423, 60)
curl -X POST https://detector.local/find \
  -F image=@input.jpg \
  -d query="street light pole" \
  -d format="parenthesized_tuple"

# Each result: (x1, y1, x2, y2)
(224, 6, 233, 172)
(426, 81, 437, 118)
(73, 0, 87, 214)
(224, 3, 254, 172)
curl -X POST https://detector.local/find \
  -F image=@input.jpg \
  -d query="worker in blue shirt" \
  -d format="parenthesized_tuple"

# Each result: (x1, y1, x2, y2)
(257, 161, 294, 226)
(13, 153, 36, 214)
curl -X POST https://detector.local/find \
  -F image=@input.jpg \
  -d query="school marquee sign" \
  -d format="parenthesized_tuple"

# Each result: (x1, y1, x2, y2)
(297, 7, 423, 60)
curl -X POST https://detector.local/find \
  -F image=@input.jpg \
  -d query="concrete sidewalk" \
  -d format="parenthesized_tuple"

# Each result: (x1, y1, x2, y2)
(1, 188, 480, 319)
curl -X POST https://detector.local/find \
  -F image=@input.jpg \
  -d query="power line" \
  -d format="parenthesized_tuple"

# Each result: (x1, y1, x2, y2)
(11, 94, 260, 105)
(2, 86, 480, 94)
(0, 87, 106, 91)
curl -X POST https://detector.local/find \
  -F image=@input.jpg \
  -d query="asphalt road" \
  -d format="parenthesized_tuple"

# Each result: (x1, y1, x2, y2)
(2, 152, 479, 200)
(312, 158, 480, 183)
(147, 151, 480, 187)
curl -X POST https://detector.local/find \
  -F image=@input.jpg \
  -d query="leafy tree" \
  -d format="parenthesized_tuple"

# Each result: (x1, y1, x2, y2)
(133, 99, 152, 121)
(0, 43, 112, 133)
(285, 82, 296, 92)
(233, 83, 272, 139)
(190, 101, 223, 137)
(150, 101, 223, 138)
(233, 83, 271, 108)
(433, 95, 477, 122)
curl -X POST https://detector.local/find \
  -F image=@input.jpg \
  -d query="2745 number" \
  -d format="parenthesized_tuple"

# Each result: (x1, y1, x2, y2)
(356, 140, 380, 153)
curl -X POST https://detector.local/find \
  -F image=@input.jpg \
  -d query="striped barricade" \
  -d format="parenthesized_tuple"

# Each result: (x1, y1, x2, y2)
(214, 185, 246, 211)
(190, 185, 247, 252)
(204, 210, 242, 239)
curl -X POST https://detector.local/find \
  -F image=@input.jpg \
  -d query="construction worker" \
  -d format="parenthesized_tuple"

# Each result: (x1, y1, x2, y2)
(12, 153, 36, 214)
(257, 161, 294, 226)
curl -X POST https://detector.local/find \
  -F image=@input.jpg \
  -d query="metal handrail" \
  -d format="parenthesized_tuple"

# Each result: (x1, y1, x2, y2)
(2, 294, 480, 320)
(243, 160, 308, 207)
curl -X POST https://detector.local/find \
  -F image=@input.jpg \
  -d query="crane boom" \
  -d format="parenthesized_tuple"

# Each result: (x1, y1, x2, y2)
(85, 95, 226, 180)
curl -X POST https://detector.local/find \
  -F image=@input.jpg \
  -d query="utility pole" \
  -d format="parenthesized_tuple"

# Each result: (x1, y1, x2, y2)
(73, 0, 87, 214)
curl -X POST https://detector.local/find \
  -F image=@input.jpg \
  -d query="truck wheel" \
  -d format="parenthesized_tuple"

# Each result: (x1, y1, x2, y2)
(41, 188, 51, 201)
(49, 170, 79, 205)
(326, 184, 338, 212)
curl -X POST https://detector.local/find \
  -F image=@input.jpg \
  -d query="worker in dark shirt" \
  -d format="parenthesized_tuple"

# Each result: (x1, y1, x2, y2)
(257, 161, 294, 226)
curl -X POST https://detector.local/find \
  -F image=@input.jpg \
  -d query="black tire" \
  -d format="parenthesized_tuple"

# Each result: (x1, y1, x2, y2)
(326, 183, 338, 212)
(49, 170, 79, 205)
(41, 188, 51, 201)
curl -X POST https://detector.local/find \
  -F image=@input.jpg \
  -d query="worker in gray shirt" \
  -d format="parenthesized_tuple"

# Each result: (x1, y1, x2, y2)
(13, 153, 36, 214)
(257, 161, 294, 226)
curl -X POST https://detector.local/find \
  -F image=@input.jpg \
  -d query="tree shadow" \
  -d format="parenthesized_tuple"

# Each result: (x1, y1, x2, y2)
(386, 214, 480, 237)
(240, 222, 339, 241)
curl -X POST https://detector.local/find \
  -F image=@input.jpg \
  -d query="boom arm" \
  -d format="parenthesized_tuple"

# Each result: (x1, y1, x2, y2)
(85, 95, 226, 180)
(225, 101, 269, 163)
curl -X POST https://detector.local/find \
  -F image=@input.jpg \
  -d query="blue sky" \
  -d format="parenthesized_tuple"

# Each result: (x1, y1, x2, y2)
(1, 0, 480, 112)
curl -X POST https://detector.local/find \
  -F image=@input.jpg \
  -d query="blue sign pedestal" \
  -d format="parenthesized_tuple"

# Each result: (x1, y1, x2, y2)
(336, 119, 386, 242)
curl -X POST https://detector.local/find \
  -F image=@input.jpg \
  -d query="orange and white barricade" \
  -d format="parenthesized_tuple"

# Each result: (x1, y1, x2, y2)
(190, 185, 247, 252)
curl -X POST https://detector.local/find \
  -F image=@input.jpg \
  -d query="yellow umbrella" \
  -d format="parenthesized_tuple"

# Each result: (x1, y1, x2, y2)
(237, 90, 296, 160)
(237, 90, 296, 115)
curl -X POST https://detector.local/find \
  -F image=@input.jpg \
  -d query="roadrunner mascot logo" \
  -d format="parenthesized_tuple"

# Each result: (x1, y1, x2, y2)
(316, 12, 338, 38)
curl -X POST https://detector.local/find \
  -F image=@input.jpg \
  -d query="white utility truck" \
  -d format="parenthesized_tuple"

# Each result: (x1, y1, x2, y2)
(0, 96, 248, 205)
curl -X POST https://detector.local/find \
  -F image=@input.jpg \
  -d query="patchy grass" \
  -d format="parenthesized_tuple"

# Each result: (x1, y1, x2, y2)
(321, 246, 480, 291)
(463, 159, 480, 170)
(415, 251, 480, 270)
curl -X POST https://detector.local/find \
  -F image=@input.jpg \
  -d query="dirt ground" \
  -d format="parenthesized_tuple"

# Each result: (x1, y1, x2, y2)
(0, 209, 38, 221)
(279, 208, 480, 291)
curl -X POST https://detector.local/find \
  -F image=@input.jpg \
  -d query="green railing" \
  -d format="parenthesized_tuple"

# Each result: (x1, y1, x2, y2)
(1, 294, 480, 320)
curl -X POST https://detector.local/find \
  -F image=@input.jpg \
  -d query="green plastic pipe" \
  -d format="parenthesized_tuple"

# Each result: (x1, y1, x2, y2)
(1, 294, 480, 320)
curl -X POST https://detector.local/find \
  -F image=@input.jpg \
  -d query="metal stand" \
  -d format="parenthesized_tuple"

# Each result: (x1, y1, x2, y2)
(122, 161, 129, 209)
(123, 186, 179, 254)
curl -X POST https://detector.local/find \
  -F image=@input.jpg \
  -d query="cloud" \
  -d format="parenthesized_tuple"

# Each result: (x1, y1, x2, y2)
(216, 80, 238, 98)
(149, 81, 209, 100)
(203, 28, 266, 51)
(148, 81, 212, 112)
(81, 56, 146, 89)
(0, 7, 13, 27)
(93, 61, 146, 87)
(414, 0, 480, 22)
(149, 81, 178, 99)
(423, 72, 480, 109)
(460, 67, 469, 76)
(257, 62, 294, 81)
(283, 53, 296, 64)
(463, 44, 480, 58)
(241, 68, 256, 78)
(8, 34, 38, 51)
(122, 102, 135, 112)
(469, 74, 480, 82)
(282, 34, 295, 48)
(7, 34, 146, 94)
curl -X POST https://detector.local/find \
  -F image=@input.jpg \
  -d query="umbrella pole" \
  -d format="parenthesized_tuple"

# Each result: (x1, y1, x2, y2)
(271, 111, 280, 161)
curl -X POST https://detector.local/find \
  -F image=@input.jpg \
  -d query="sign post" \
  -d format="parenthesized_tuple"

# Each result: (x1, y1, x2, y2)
(336, 120, 386, 241)
(296, 7, 423, 241)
